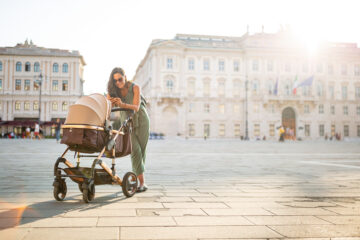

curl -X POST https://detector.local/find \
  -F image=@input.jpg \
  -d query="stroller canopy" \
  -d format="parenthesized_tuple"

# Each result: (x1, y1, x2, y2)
(64, 93, 111, 126)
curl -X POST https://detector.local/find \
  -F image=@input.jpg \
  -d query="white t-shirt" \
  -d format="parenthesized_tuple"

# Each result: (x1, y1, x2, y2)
(35, 124, 40, 133)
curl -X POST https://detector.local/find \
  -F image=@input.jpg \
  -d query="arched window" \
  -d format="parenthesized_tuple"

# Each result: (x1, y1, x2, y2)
(62, 63, 68, 73)
(25, 62, 31, 72)
(62, 102, 68, 111)
(0, 61, 2, 71)
(15, 101, 21, 110)
(166, 79, 174, 92)
(53, 63, 59, 73)
(52, 102, 58, 111)
(16, 62, 22, 72)
(34, 62, 40, 72)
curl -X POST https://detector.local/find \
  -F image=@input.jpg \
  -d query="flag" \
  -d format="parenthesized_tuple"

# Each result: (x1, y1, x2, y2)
(292, 75, 298, 95)
(292, 75, 314, 93)
(273, 78, 279, 95)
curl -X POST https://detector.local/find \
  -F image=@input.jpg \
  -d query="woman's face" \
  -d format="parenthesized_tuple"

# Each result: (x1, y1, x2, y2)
(113, 73, 125, 89)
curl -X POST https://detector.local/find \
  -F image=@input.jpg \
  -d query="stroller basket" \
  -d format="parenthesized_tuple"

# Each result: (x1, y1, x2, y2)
(63, 167, 113, 185)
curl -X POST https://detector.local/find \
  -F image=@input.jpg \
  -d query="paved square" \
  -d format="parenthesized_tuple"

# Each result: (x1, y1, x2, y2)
(0, 139, 360, 239)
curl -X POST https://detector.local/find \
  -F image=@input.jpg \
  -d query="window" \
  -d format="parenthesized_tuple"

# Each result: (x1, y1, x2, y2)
(24, 101, 30, 110)
(62, 63, 68, 73)
(188, 59, 194, 71)
(233, 104, 240, 113)
(203, 81, 210, 96)
(218, 60, 225, 71)
(358, 125, 360, 137)
(304, 104, 310, 114)
(317, 83, 323, 97)
(285, 82, 291, 96)
(233, 81, 240, 97)
(0, 79, 2, 90)
(16, 62, 22, 72)
(319, 104, 324, 114)
(355, 87, 360, 99)
(34, 62, 40, 72)
(33, 101, 39, 110)
(319, 124, 324, 136)
(204, 103, 210, 113)
(62, 80, 68, 91)
(252, 80, 259, 94)
(316, 63, 322, 73)
(234, 124, 240, 137)
(187, 80, 195, 96)
(52, 80, 58, 91)
(305, 124, 310, 137)
(341, 64, 347, 75)
(331, 105, 335, 115)
(219, 124, 225, 137)
(15, 101, 21, 110)
(329, 86, 334, 99)
(331, 124, 335, 137)
(52, 102, 58, 111)
(269, 124, 275, 136)
(233, 61, 239, 72)
(25, 62, 31, 72)
(270, 104, 275, 113)
(166, 58, 173, 69)
(344, 125, 349, 137)
(62, 102, 68, 111)
(254, 124, 260, 137)
(188, 102, 194, 113)
(357, 106, 360, 115)
(343, 105, 348, 115)
(252, 60, 259, 71)
(342, 86, 348, 100)
(24, 80, 30, 91)
(166, 79, 174, 92)
(204, 123, 210, 137)
(218, 81, 225, 96)
(53, 63, 59, 72)
(203, 59, 210, 71)
(219, 104, 225, 114)
(328, 64, 333, 75)
(267, 60, 273, 72)
(33, 81, 39, 90)
(15, 79, 21, 90)
(302, 86, 310, 96)
(355, 64, 360, 76)
(188, 124, 195, 137)
(0, 61, 2, 71)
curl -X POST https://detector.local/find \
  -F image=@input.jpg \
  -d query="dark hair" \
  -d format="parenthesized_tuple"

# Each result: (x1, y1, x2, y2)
(107, 67, 126, 97)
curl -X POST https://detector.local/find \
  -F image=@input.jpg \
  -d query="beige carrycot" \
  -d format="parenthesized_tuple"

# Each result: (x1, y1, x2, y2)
(61, 93, 131, 156)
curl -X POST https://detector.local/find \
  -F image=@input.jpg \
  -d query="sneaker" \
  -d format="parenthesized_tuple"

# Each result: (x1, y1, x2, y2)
(137, 185, 148, 193)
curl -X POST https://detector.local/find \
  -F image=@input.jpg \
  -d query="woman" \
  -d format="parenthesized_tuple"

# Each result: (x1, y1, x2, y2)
(107, 67, 150, 192)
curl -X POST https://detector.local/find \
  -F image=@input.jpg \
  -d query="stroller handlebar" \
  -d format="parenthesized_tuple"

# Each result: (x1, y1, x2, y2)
(111, 108, 135, 114)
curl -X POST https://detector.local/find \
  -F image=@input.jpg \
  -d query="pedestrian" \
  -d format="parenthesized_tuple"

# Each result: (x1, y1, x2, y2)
(25, 126, 31, 139)
(279, 126, 285, 142)
(55, 118, 61, 143)
(107, 67, 150, 192)
(34, 123, 41, 140)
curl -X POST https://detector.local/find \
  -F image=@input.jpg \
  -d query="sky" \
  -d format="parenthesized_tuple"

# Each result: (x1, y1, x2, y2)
(1, 0, 359, 95)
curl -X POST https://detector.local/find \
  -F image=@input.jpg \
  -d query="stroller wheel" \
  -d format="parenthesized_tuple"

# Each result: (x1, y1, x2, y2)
(53, 179, 67, 201)
(82, 182, 95, 203)
(122, 172, 138, 197)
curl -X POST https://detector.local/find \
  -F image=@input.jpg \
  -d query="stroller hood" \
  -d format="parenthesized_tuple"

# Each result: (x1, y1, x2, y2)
(64, 93, 111, 127)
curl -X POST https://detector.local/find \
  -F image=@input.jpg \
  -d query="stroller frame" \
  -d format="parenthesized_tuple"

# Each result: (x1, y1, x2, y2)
(53, 108, 137, 203)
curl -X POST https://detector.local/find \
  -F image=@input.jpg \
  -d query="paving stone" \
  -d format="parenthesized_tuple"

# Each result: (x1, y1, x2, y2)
(137, 208, 207, 216)
(120, 226, 283, 239)
(64, 209, 136, 217)
(97, 216, 176, 226)
(317, 216, 360, 224)
(264, 207, 336, 215)
(203, 208, 273, 216)
(245, 215, 331, 225)
(163, 202, 228, 209)
(174, 216, 253, 226)
(268, 225, 360, 238)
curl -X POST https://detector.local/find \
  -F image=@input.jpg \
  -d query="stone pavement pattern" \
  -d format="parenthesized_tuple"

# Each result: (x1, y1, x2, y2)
(0, 139, 360, 240)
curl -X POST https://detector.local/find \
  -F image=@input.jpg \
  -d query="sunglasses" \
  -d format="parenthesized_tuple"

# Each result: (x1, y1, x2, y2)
(114, 77, 124, 83)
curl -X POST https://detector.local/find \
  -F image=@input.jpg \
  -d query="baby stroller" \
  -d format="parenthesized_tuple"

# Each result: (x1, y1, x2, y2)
(53, 93, 137, 203)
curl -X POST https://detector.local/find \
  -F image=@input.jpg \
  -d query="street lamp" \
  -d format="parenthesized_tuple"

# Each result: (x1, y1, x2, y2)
(244, 77, 249, 140)
(34, 72, 45, 125)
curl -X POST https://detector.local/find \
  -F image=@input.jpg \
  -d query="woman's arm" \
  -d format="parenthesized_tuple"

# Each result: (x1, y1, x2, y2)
(109, 84, 141, 112)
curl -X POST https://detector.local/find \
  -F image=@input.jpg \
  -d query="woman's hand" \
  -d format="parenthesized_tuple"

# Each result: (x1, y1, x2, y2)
(110, 97, 124, 107)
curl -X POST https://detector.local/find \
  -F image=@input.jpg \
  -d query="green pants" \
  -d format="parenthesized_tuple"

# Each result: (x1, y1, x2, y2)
(131, 116, 149, 176)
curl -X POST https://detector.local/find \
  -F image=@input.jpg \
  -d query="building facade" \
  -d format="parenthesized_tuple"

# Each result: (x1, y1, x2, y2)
(134, 31, 360, 140)
(0, 40, 85, 136)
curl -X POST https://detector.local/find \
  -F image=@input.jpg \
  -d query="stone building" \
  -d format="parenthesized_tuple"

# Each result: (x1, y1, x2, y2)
(134, 30, 360, 140)
(0, 40, 85, 137)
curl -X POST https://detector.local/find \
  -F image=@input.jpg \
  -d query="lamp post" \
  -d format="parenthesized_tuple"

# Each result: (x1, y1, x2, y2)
(34, 72, 44, 125)
(245, 77, 249, 140)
